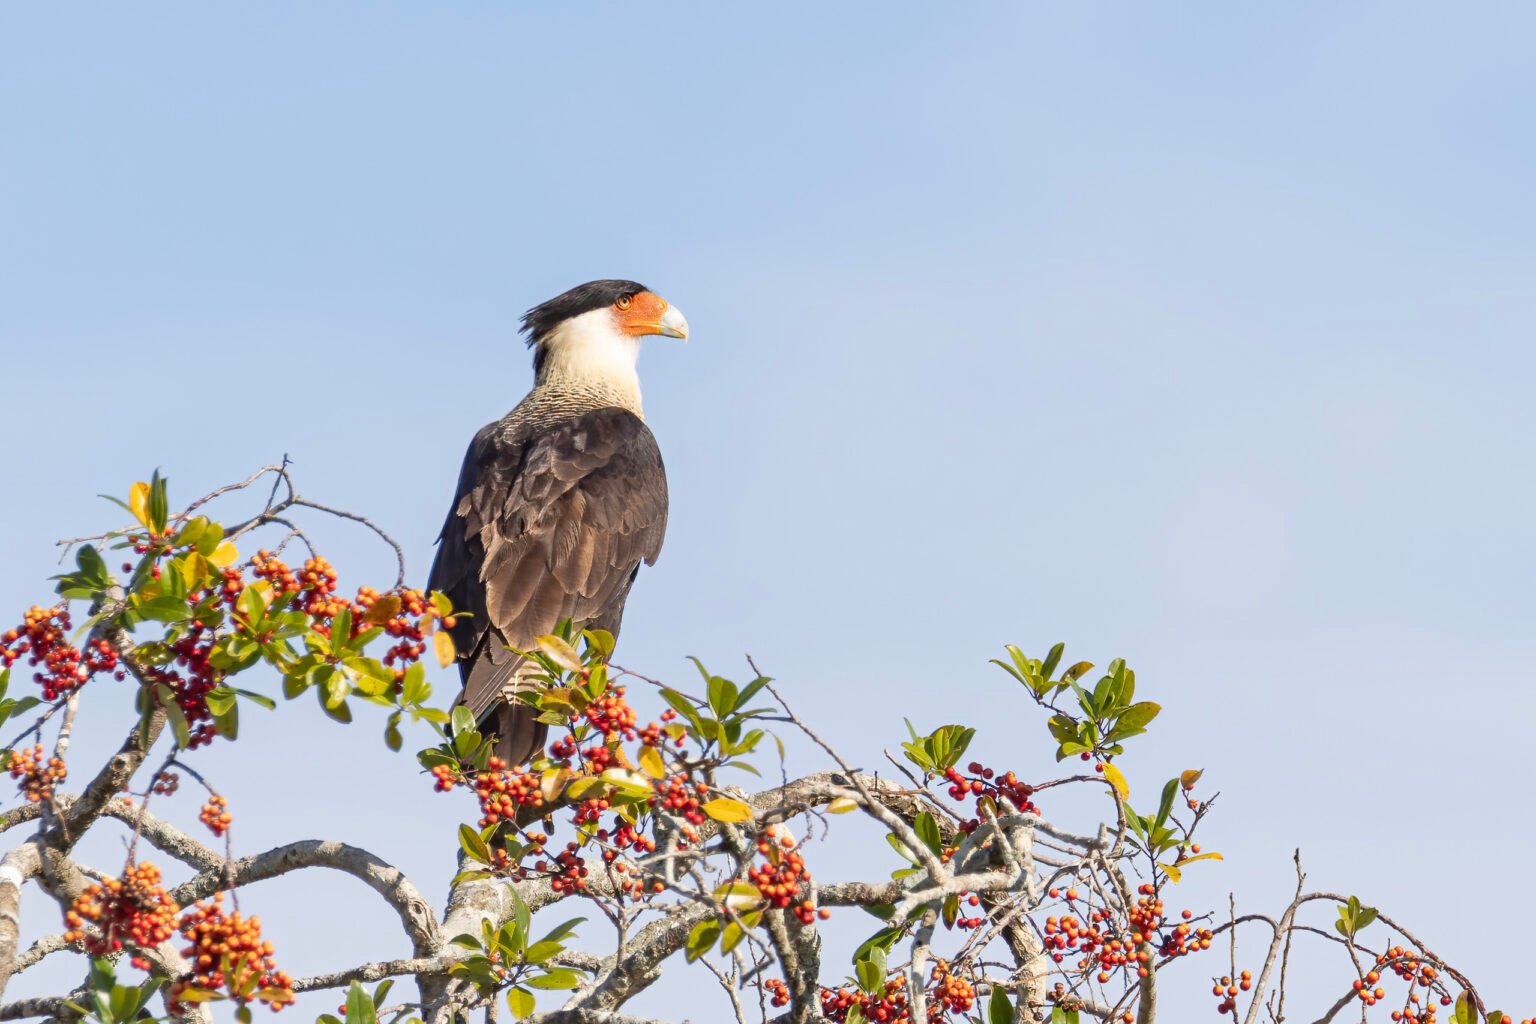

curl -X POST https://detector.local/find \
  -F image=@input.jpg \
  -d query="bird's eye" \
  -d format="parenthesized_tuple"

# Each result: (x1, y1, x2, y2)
(615, 295, 633, 311)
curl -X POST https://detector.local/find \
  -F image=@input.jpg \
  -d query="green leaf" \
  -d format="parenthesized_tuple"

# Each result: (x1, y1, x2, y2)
(512, 889, 531, 946)
(1062, 660, 1095, 683)
(155, 684, 192, 749)
(706, 675, 739, 717)
(212, 697, 239, 741)
(1153, 777, 1179, 832)
(381, 712, 402, 751)
(988, 986, 1013, 1024)
(206, 686, 237, 716)
(913, 811, 943, 856)
(886, 832, 919, 866)
(855, 945, 887, 994)
(318, 679, 353, 723)
(736, 675, 771, 708)
(658, 688, 702, 727)
(458, 824, 491, 865)
(506, 987, 535, 1020)
(1112, 701, 1161, 735)
(536, 917, 586, 946)
(345, 980, 376, 1024)
(1046, 714, 1078, 745)
(147, 470, 169, 534)
(1041, 642, 1064, 681)
(851, 924, 903, 966)
(685, 918, 721, 962)
(525, 969, 583, 990)
(524, 940, 563, 964)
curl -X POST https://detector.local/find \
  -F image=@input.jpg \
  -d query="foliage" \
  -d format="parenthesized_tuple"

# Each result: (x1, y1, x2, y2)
(0, 467, 1522, 1024)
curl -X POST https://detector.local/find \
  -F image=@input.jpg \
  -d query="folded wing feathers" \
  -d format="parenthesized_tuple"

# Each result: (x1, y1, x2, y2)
(427, 406, 667, 753)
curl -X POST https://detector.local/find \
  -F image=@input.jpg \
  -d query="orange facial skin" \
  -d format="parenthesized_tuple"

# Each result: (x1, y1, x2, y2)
(615, 291, 672, 336)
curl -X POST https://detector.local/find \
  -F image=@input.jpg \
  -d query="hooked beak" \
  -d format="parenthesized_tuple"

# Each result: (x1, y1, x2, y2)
(655, 303, 689, 340)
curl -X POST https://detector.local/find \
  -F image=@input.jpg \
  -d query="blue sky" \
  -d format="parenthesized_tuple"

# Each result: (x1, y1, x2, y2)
(2, 2, 1534, 1019)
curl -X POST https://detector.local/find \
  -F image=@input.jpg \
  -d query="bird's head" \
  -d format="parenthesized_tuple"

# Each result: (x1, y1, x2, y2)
(521, 280, 689, 387)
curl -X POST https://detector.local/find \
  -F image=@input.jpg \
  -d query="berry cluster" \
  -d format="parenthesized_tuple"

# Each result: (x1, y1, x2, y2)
(151, 770, 180, 796)
(652, 774, 710, 827)
(64, 863, 179, 957)
(1, 605, 121, 699)
(581, 686, 638, 742)
(153, 631, 222, 748)
(199, 794, 231, 837)
(470, 758, 545, 827)
(8, 744, 66, 803)
(1210, 971, 1252, 1015)
(765, 977, 790, 1007)
(952, 892, 984, 930)
(542, 842, 590, 894)
(548, 735, 622, 774)
(1037, 884, 1206, 983)
(595, 818, 658, 900)
(926, 963, 975, 1018)
(355, 586, 442, 669)
(817, 968, 978, 1023)
(1157, 912, 1214, 960)
(748, 827, 826, 925)
(942, 762, 1039, 832)
(822, 974, 981, 1023)
(1374, 947, 1458, 1023)
(293, 556, 345, 620)
(172, 894, 296, 1013)
(229, 553, 444, 681)
(821, 976, 912, 1023)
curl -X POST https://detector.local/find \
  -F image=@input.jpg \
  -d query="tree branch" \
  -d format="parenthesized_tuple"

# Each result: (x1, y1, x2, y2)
(170, 840, 439, 955)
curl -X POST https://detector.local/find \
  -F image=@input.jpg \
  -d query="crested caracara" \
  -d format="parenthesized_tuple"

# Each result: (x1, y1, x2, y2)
(428, 279, 686, 764)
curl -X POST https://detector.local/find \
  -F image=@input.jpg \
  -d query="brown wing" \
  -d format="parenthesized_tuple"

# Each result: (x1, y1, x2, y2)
(427, 406, 668, 751)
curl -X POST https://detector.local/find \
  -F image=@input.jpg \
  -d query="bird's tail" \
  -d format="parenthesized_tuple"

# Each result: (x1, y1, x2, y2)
(490, 701, 548, 768)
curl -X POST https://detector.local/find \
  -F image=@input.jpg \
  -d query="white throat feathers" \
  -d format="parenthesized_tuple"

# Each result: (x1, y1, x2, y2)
(533, 307, 644, 416)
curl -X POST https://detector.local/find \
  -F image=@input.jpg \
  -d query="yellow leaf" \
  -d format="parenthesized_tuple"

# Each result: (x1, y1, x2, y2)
(539, 768, 571, 803)
(128, 482, 153, 529)
(600, 768, 653, 798)
(364, 594, 403, 625)
(713, 881, 766, 911)
(536, 635, 583, 672)
(1180, 768, 1204, 791)
(1177, 851, 1224, 867)
(638, 745, 666, 779)
(1102, 762, 1129, 800)
(208, 540, 239, 568)
(827, 796, 859, 814)
(1159, 861, 1183, 883)
(179, 552, 210, 588)
(702, 797, 754, 824)
(434, 631, 456, 668)
(566, 777, 606, 801)
(170, 987, 221, 1003)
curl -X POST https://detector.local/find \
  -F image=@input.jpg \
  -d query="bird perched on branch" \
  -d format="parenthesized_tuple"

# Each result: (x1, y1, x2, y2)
(428, 280, 686, 765)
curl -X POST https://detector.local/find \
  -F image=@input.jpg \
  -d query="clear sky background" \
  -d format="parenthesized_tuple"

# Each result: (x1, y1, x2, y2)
(3, 3, 1534, 1020)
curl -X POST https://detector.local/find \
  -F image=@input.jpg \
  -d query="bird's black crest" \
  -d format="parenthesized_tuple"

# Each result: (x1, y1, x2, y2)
(520, 279, 649, 346)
